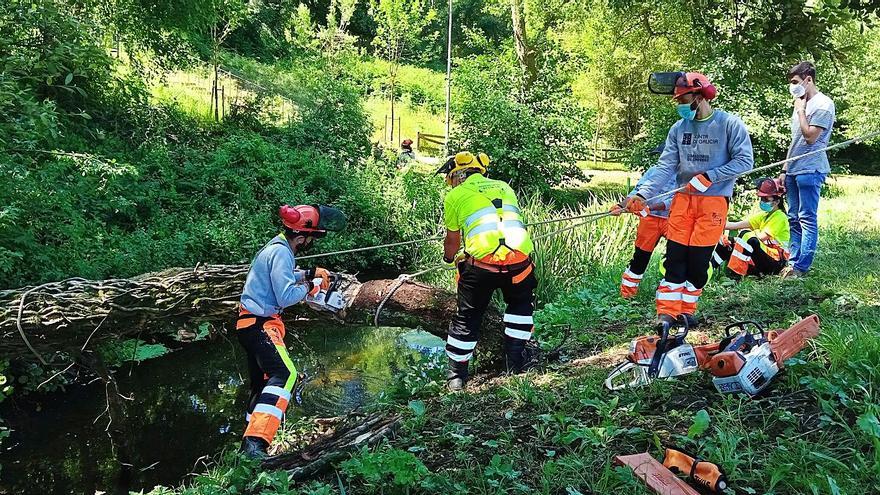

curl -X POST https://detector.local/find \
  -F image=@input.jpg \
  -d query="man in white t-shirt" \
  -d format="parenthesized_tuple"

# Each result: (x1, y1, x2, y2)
(778, 61, 835, 278)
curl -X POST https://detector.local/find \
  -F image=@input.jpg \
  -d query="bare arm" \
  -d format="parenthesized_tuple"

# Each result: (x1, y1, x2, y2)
(443, 230, 462, 261)
(725, 220, 751, 230)
(796, 109, 822, 144)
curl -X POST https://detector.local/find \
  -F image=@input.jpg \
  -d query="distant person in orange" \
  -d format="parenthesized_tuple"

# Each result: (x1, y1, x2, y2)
(611, 145, 677, 299)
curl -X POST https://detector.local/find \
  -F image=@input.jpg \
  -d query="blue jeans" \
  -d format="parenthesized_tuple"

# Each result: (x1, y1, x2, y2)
(785, 172, 826, 272)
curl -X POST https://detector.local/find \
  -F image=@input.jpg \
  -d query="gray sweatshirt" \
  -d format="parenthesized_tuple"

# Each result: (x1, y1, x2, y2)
(240, 235, 309, 317)
(635, 110, 754, 200)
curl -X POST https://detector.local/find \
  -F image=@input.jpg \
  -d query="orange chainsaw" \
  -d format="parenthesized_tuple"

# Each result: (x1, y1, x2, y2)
(605, 315, 820, 395)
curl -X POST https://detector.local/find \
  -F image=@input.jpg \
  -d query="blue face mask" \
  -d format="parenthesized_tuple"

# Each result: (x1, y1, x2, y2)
(677, 103, 697, 121)
(759, 201, 775, 212)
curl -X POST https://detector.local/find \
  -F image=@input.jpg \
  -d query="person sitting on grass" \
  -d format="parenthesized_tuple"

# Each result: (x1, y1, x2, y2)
(712, 178, 790, 278)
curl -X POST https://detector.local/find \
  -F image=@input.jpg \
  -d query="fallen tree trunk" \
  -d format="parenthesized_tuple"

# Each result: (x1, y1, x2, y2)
(0, 265, 504, 366)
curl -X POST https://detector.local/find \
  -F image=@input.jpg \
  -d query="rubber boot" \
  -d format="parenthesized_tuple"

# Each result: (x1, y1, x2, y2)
(240, 436, 269, 460)
(447, 359, 469, 391)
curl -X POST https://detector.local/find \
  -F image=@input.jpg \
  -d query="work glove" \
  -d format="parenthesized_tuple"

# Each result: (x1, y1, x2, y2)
(625, 196, 649, 217)
(686, 173, 712, 193)
(306, 279, 321, 297)
(443, 252, 465, 267)
(608, 203, 624, 216)
(306, 267, 332, 291)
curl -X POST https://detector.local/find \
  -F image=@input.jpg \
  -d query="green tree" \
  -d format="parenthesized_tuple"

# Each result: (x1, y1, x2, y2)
(369, 0, 437, 143)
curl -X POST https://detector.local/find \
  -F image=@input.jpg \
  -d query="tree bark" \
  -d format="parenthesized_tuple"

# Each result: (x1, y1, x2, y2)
(510, 0, 537, 90)
(0, 266, 505, 367)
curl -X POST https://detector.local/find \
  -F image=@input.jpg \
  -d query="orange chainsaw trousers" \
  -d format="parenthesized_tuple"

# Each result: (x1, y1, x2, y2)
(656, 194, 728, 318)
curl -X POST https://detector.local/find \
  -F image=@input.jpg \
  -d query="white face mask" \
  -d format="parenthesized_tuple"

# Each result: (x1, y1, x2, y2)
(789, 82, 806, 99)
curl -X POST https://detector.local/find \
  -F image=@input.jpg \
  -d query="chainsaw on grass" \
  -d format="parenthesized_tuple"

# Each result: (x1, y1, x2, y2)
(604, 315, 820, 396)
(304, 274, 348, 315)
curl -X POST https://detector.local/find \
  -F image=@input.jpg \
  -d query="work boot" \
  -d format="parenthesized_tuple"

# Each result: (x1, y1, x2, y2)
(446, 359, 469, 392)
(780, 266, 806, 279)
(240, 436, 269, 460)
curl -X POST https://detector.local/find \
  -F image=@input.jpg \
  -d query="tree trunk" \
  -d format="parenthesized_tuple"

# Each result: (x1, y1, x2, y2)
(390, 72, 396, 143)
(510, 0, 537, 90)
(0, 267, 505, 367)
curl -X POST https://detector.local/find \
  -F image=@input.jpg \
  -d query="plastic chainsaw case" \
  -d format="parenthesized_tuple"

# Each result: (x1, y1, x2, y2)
(615, 453, 700, 495)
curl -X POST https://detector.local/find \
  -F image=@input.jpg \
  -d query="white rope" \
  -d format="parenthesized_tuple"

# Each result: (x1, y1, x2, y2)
(297, 234, 445, 261)
(302, 131, 880, 262)
(532, 213, 614, 241)
(373, 265, 449, 326)
(645, 130, 880, 204)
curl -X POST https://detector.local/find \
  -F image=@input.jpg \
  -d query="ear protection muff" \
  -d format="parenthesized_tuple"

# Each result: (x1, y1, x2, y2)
(691, 76, 717, 100)
(700, 83, 717, 100)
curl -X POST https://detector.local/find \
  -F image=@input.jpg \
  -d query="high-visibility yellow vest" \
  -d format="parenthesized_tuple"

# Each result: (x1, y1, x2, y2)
(443, 174, 534, 262)
(745, 210, 790, 261)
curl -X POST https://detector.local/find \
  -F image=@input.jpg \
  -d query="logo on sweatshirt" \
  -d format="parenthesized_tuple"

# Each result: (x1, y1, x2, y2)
(682, 133, 693, 146)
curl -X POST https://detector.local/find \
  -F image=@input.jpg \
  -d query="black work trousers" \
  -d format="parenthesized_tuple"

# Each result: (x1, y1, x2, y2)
(446, 261, 537, 377)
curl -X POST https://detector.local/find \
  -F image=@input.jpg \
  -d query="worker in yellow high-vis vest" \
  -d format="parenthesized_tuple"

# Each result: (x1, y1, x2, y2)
(438, 152, 537, 391)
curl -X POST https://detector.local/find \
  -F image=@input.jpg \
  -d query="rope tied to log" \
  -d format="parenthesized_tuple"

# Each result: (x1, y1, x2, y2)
(373, 265, 451, 326)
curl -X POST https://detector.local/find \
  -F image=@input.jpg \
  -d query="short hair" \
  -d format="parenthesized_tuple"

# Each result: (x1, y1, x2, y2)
(788, 61, 816, 82)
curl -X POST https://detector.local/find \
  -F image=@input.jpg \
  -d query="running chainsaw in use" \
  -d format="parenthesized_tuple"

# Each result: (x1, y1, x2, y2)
(605, 315, 820, 395)
(304, 274, 348, 316)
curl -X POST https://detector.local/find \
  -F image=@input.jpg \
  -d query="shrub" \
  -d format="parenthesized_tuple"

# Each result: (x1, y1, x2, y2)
(450, 51, 593, 193)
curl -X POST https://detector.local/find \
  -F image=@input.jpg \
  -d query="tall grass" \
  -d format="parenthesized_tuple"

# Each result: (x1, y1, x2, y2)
(519, 193, 636, 304)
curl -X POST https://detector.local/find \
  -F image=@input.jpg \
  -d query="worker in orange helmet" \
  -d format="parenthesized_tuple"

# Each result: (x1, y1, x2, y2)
(237, 204, 346, 458)
(622, 72, 754, 328)
(712, 178, 790, 278)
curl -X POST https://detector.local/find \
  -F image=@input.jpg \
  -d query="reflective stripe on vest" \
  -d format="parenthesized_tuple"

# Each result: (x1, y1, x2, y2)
(454, 177, 534, 259)
(467, 220, 526, 239)
(464, 204, 522, 230)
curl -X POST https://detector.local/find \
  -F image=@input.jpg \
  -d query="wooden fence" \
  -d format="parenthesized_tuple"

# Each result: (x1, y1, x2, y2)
(417, 132, 447, 151)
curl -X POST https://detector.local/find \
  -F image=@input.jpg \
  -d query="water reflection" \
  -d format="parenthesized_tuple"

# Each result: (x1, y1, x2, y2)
(0, 324, 443, 495)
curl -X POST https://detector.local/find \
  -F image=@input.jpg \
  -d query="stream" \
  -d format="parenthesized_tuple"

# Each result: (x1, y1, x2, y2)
(0, 323, 444, 495)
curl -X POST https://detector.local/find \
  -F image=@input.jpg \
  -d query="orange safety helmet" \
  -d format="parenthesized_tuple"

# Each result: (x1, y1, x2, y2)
(649, 71, 717, 100)
(756, 177, 785, 197)
(279, 204, 347, 234)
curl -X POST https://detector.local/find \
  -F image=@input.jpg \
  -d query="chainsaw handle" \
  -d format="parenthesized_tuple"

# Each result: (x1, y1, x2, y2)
(723, 320, 764, 338)
(648, 321, 673, 378)
(325, 273, 341, 295)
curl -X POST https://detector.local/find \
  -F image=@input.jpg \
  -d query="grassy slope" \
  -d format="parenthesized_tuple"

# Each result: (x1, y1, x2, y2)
(329, 175, 880, 494)
(153, 176, 880, 495)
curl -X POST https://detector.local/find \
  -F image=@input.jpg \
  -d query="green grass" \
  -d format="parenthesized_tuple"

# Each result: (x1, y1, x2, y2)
(577, 160, 628, 171)
(144, 180, 880, 493)
(363, 96, 445, 149)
